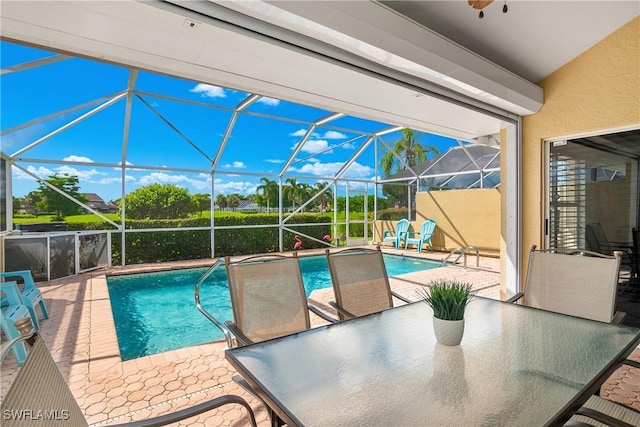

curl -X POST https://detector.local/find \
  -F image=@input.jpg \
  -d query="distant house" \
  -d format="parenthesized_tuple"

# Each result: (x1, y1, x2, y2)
(82, 193, 118, 214)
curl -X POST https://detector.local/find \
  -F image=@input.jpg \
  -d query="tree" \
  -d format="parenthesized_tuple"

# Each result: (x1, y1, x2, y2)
(215, 194, 228, 210)
(37, 174, 86, 220)
(284, 178, 301, 211)
(124, 183, 194, 219)
(314, 182, 332, 212)
(227, 194, 240, 211)
(380, 129, 439, 206)
(191, 193, 211, 216)
(256, 177, 278, 212)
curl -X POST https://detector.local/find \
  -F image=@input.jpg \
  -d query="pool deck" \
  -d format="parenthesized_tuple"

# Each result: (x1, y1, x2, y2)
(1, 246, 638, 426)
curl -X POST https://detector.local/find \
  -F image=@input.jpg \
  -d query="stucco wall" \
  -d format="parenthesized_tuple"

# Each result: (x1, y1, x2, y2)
(374, 189, 500, 256)
(521, 17, 639, 271)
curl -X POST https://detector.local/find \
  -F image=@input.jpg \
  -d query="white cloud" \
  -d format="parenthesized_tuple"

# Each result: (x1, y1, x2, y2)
(63, 155, 94, 163)
(190, 84, 226, 98)
(258, 97, 280, 106)
(289, 129, 308, 137)
(322, 130, 347, 139)
(296, 161, 373, 178)
(137, 172, 210, 190)
(265, 159, 285, 164)
(213, 178, 257, 195)
(222, 161, 247, 168)
(293, 139, 332, 154)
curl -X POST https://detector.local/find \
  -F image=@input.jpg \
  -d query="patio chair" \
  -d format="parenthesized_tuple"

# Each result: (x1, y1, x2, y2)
(404, 219, 436, 252)
(0, 281, 33, 365)
(0, 319, 258, 427)
(507, 245, 624, 324)
(382, 218, 409, 249)
(224, 253, 336, 426)
(585, 223, 636, 279)
(324, 246, 411, 320)
(224, 253, 336, 346)
(567, 359, 640, 427)
(0, 270, 49, 331)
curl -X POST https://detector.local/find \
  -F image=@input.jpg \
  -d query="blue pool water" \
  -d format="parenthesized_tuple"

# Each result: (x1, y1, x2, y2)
(107, 254, 441, 360)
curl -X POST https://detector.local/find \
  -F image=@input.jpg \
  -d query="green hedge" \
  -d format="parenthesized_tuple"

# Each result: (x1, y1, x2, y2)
(71, 214, 332, 264)
(376, 208, 409, 221)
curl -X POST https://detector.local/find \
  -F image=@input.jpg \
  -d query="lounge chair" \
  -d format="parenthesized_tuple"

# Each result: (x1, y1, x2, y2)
(0, 281, 33, 365)
(0, 270, 49, 331)
(507, 245, 624, 324)
(0, 319, 258, 427)
(324, 246, 411, 320)
(404, 219, 436, 252)
(382, 218, 409, 249)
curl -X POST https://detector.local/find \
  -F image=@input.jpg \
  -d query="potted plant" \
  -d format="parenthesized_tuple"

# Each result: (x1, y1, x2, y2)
(417, 280, 474, 346)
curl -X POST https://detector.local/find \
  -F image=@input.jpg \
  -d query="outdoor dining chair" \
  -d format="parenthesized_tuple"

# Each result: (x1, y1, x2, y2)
(224, 253, 336, 346)
(382, 218, 409, 249)
(0, 270, 49, 331)
(0, 318, 258, 427)
(325, 245, 411, 320)
(507, 245, 624, 324)
(404, 219, 436, 252)
(224, 253, 337, 426)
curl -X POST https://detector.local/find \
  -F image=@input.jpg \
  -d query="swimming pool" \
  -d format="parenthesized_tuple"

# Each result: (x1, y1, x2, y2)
(107, 253, 441, 360)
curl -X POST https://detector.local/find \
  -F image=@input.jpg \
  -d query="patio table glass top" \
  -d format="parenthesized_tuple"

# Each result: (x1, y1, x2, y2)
(225, 297, 640, 427)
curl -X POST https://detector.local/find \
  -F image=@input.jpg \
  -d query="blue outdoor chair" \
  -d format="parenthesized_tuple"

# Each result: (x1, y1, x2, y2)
(1, 281, 33, 365)
(382, 219, 410, 249)
(404, 219, 437, 252)
(0, 270, 49, 331)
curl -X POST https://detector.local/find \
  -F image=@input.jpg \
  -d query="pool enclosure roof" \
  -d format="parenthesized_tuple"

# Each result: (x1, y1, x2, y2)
(383, 144, 501, 190)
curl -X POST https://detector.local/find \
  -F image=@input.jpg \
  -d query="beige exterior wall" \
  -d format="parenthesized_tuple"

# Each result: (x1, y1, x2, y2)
(521, 17, 639, 279)
(374, 188, 500, 256)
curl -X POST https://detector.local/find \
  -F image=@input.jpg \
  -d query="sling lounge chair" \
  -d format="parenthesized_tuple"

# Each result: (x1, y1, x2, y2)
(404, 219, 436, 252)
(0, 319, 257, 427)
(507, 245, 624, 324)
(325, 246, 411, 320)
(382, 219, 409, 249)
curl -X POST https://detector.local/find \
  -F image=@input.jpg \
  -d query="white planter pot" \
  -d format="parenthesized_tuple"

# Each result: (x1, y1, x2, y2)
(433, 317, 465, 346)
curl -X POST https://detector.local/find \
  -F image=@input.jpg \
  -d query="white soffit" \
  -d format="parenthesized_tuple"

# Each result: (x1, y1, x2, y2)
(0, 0, 508, 140)
(218, 0, 543, 116)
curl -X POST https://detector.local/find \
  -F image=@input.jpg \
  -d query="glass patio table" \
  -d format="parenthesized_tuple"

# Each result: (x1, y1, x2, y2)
(225, 297, 640, 426)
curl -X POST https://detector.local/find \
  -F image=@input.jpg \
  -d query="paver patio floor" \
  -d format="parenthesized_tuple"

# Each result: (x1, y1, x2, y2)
(1, 247, 638, 426)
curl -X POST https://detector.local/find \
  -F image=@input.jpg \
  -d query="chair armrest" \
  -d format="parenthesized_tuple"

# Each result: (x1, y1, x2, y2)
(391, 291, 412, 304)
(383, 231, 394, 238)
(329, 301, 357, 320)
(611, 311, 626, 325)
(308, 305, 338, 323)
(505, 292, 524, 304)
(224, 321, 254, 347)
(118, 394, 257, 427)
(573, 407, 637, 427)
(623, 359, 640, 369)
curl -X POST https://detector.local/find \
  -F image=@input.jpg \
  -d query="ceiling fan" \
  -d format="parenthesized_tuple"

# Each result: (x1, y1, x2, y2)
(468, 0, 508, 18)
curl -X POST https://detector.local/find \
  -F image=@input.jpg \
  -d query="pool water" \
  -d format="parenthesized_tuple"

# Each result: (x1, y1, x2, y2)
(107, 254, 441, 360)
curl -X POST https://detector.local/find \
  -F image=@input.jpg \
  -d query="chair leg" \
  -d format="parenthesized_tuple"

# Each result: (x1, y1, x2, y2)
(39, 299, 49, 320)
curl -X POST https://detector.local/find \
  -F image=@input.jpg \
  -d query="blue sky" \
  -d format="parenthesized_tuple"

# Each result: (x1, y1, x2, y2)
(1, 40, 460, 202)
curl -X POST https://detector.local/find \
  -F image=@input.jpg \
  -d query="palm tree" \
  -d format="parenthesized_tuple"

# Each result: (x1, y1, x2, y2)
(315, 182, 332, 212)
(284, 178, 301, 211)
(380, 128, 439, 177)
(256, 177, 277, 212)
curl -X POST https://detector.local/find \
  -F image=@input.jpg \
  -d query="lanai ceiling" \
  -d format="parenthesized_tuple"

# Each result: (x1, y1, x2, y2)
(1, 1, 638, 142)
